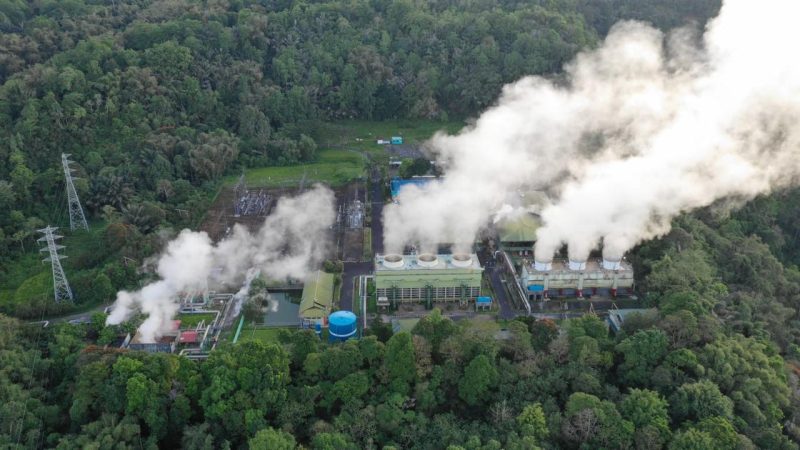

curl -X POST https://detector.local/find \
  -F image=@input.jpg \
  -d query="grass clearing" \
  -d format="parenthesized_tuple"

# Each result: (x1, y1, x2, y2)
(238, 326, 289, 344)
(316, 119, 465, 158)
(177, 312, 217, 327)
(223, 120, 464, 189)
(228, 149, 366, 187)
(363, 228, 372, 261)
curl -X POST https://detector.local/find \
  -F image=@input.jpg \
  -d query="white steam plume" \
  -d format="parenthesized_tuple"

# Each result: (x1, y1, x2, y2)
(383, 0, 800, 263)
(107, 185, 335, 342)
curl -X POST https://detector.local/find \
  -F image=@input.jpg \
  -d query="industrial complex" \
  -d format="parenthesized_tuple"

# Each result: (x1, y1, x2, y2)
(100, 155, 640, 356)
(517, 257, 635, 300)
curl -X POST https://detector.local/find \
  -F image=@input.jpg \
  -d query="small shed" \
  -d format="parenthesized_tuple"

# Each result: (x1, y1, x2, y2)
(390, 176, 436, 200)
(299, 271, 335, 323)
(498, 213, 541, 254)
(179, 330, 199, 344)
(391, 136, 403, 145)
(476, 296, 492, 311)
(391, 318, 420, 334)
(607, 308, 657, 333)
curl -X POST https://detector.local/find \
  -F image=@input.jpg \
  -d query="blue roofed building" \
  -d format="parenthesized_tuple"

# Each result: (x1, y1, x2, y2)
(390, 176, 438, 201)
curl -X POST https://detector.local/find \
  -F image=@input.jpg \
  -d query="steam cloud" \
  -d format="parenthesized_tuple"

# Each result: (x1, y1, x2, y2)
(383, 0, 800, 262)
(107, 185, 335, 342)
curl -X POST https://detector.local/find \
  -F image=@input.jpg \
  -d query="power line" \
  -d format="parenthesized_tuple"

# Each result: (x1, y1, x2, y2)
(61, 153, 88, 231)
(37, 226, 73, 303)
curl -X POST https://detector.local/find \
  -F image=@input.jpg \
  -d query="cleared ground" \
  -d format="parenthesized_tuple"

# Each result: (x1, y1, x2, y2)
(177, 312, 217, 327)
(224, 149, 367, 188)
(237, 326, 286, 343)
(316, 119, 464, 160)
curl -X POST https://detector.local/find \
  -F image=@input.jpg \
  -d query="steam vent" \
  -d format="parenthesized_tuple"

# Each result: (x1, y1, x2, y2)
(375, 253, 483, 305)
(520, 258, 634, 299)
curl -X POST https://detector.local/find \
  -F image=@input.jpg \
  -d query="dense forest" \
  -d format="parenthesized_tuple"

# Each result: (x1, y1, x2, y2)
(0, 0, 719, 276)
(7, 1, 800, 449)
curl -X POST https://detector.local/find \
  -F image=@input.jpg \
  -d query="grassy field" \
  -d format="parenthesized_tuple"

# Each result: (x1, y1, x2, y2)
(363, 228, 372, 261)
(316, 119, 465, 158)
(0, 252, 50, 311)
(224, 120, 465, 189)
(238, 326, 289, 343)
(227, 149, 367, 187)
(177, 312, 217, 327)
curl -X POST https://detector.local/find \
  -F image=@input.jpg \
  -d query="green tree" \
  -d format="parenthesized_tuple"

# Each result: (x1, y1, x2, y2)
(384, 332, 416, 394)
(516, 403, 548, 442)
(616, 329, 669, 386)
(620, 389, 670, 441)
(249, 427, 296, 450)
(669, 380, 734, 424)
(200, 341, 290, 441)
(412, 308, 457, 357)
(668, 428, 716, 450)
(458, 354, 497, 406)
(311, 432, 359, 450)
(563, 393, 634, 449)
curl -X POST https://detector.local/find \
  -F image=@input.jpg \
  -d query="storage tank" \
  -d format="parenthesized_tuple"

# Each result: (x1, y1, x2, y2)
(328, 311, 357, 342)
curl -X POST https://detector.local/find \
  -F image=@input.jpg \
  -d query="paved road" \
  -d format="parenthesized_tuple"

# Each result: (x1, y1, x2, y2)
(341, 262, 372, 312)
(489, 267, 518, 319)
(477, 252, 518, 319)
(39, 303, 112, 325)
(369, 167, 384, 255)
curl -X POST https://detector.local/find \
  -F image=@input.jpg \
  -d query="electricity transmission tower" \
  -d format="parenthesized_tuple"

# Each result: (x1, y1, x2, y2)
(38, 226, 73, 303)
(61, 153, 88, 231)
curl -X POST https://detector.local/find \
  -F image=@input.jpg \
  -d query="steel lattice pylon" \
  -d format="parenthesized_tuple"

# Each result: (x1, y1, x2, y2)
(61, 153, 88, 231)
(38, 226, 73, 303)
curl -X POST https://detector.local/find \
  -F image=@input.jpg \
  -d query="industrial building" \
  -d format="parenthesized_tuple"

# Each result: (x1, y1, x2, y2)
(497, 213, 541, 255)
(390, 176, 438, 201)
(374, 253, 483, 307)
(518, 257, 635, 300)
(494, 190, 548, 255)
(299, 270, 334, 325)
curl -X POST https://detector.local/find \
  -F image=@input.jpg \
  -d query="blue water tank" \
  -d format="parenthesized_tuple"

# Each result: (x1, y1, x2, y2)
(328, 311, 357, 342)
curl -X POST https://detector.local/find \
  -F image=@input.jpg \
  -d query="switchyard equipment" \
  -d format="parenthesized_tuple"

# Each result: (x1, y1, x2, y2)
(345, 199, 365, 228)
(232, 174, 270, 217)
(519, 258, 634, 300)
(374, 253, 483, 307)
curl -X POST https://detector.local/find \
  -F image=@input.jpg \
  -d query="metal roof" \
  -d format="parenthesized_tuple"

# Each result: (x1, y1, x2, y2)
(375, 253, 483, 272)
(498, 213, 541, 243)
(390, 177, 438, 199)
(299, 271, 334, 319)
(179, 330, 199, 343)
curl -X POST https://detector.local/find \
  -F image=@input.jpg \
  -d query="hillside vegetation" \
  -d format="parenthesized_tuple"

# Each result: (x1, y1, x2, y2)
(8, 1, 800, 450)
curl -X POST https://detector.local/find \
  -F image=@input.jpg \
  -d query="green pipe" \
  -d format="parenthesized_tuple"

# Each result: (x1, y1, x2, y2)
(232, 315, 245, 343)
(426, 285, 433, 309)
